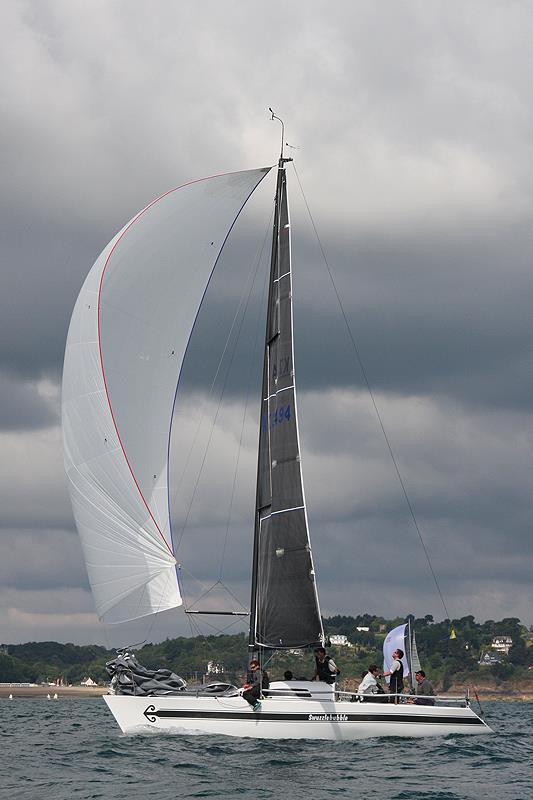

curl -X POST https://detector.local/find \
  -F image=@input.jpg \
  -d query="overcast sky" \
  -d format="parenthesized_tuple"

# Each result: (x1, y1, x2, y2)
(1, 0, 532, 647)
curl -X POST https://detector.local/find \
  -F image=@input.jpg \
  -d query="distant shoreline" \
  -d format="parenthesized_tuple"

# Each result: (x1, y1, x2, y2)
(1, 685, 531, 701)
(0, 685, 106, 698)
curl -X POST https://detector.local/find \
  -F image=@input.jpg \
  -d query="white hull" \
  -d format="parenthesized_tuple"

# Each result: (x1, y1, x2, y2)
(104, 694, 491, 740)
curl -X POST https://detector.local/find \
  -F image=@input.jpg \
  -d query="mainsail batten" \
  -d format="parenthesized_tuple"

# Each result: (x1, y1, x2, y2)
(62, 168, 270, 624)
(250, 161, 324, 650)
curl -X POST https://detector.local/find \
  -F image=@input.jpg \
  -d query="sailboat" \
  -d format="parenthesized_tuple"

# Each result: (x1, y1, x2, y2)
(62, 116, 491, 739)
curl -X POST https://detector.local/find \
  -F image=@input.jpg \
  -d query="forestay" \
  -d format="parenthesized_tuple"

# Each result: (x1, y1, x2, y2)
(62, 168, 270, 624)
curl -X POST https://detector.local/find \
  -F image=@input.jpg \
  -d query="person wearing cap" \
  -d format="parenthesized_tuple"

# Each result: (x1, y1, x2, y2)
(242, 659, 269, 712)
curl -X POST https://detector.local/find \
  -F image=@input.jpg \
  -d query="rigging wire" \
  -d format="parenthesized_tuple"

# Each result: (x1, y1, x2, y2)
(172, 211, 274, 633)
(218, 228, 272, 579)
(180, 568, 249, 618)
(173, 209, 274, 559)
(190, 614, 246, 636)
(291, 161, 452, 623)
(169, 231, 263, 532)
(180, 574, 248, 655)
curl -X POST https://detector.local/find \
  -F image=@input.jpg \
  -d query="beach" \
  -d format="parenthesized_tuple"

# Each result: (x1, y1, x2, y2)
(0, 685, 106, 698)
(1, 684, 531, 700)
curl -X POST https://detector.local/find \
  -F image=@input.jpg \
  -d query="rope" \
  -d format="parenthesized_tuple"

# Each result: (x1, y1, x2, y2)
(181, 574, 247, 615)
(218, 216, 273, 578)
(292, 162, 452, 622)
(472, 685, 486, 719)
(173, 210, 274, 557)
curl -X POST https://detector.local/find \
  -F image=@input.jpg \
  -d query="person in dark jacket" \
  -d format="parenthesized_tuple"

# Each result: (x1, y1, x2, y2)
(407, 670, 436, 705)
(242, 659, 269, 712)
(312, 647, 340, 685)
(382, 648, 404, 703)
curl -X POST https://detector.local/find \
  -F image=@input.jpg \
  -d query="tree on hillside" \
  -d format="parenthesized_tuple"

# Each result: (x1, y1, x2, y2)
(508, 638, 528, 666)
(0, 654, 33, 683)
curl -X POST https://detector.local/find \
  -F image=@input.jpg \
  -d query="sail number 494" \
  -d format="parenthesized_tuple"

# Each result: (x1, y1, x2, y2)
(262, 404, 292, 430)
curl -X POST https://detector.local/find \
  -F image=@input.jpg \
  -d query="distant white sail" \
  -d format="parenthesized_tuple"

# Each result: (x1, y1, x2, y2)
(62, 168, 270, 623)
(410, 630, 422, 674)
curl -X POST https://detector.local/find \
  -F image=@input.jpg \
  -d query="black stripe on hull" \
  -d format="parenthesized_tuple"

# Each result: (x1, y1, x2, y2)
(143, 705, 485, 726)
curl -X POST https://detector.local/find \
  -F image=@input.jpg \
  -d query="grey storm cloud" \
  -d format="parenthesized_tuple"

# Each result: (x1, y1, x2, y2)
(0, 372, 58, 431)
(1, 0, 532, 645)
(0, 210, 104, 382)
(0, 529, 88, 591)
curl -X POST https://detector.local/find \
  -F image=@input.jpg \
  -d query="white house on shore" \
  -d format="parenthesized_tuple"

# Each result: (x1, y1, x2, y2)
(329, 634, 352, 647)
(491, 636, 512, 654)
(206, 661, 225, 675)
(479, 651, 503, 666)
(81, 677, 97, 686)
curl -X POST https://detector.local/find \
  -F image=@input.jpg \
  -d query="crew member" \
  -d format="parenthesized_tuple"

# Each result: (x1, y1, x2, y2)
(382, 648, 404, 703)
(312, 647, 340, 685)
(242, 659, 269, 712)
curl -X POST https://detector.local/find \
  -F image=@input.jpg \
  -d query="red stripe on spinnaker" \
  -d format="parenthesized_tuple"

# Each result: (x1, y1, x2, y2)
(97, 170, 262, 557)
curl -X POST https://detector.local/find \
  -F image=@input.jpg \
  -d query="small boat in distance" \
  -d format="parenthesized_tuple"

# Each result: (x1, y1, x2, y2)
(62, 115, 491, 739)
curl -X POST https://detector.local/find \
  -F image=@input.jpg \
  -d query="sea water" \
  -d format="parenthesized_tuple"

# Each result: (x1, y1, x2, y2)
(0, 699, 531, 799)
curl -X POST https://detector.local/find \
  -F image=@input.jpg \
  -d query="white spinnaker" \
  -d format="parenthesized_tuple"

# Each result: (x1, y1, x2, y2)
(62, 168, 270, 624)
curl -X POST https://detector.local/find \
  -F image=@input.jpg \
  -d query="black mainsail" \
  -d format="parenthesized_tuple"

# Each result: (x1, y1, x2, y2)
(249, 158, 324, 651)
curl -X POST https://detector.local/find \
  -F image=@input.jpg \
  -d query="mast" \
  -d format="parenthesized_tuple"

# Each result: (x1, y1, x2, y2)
(249, 116, 324, 652)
